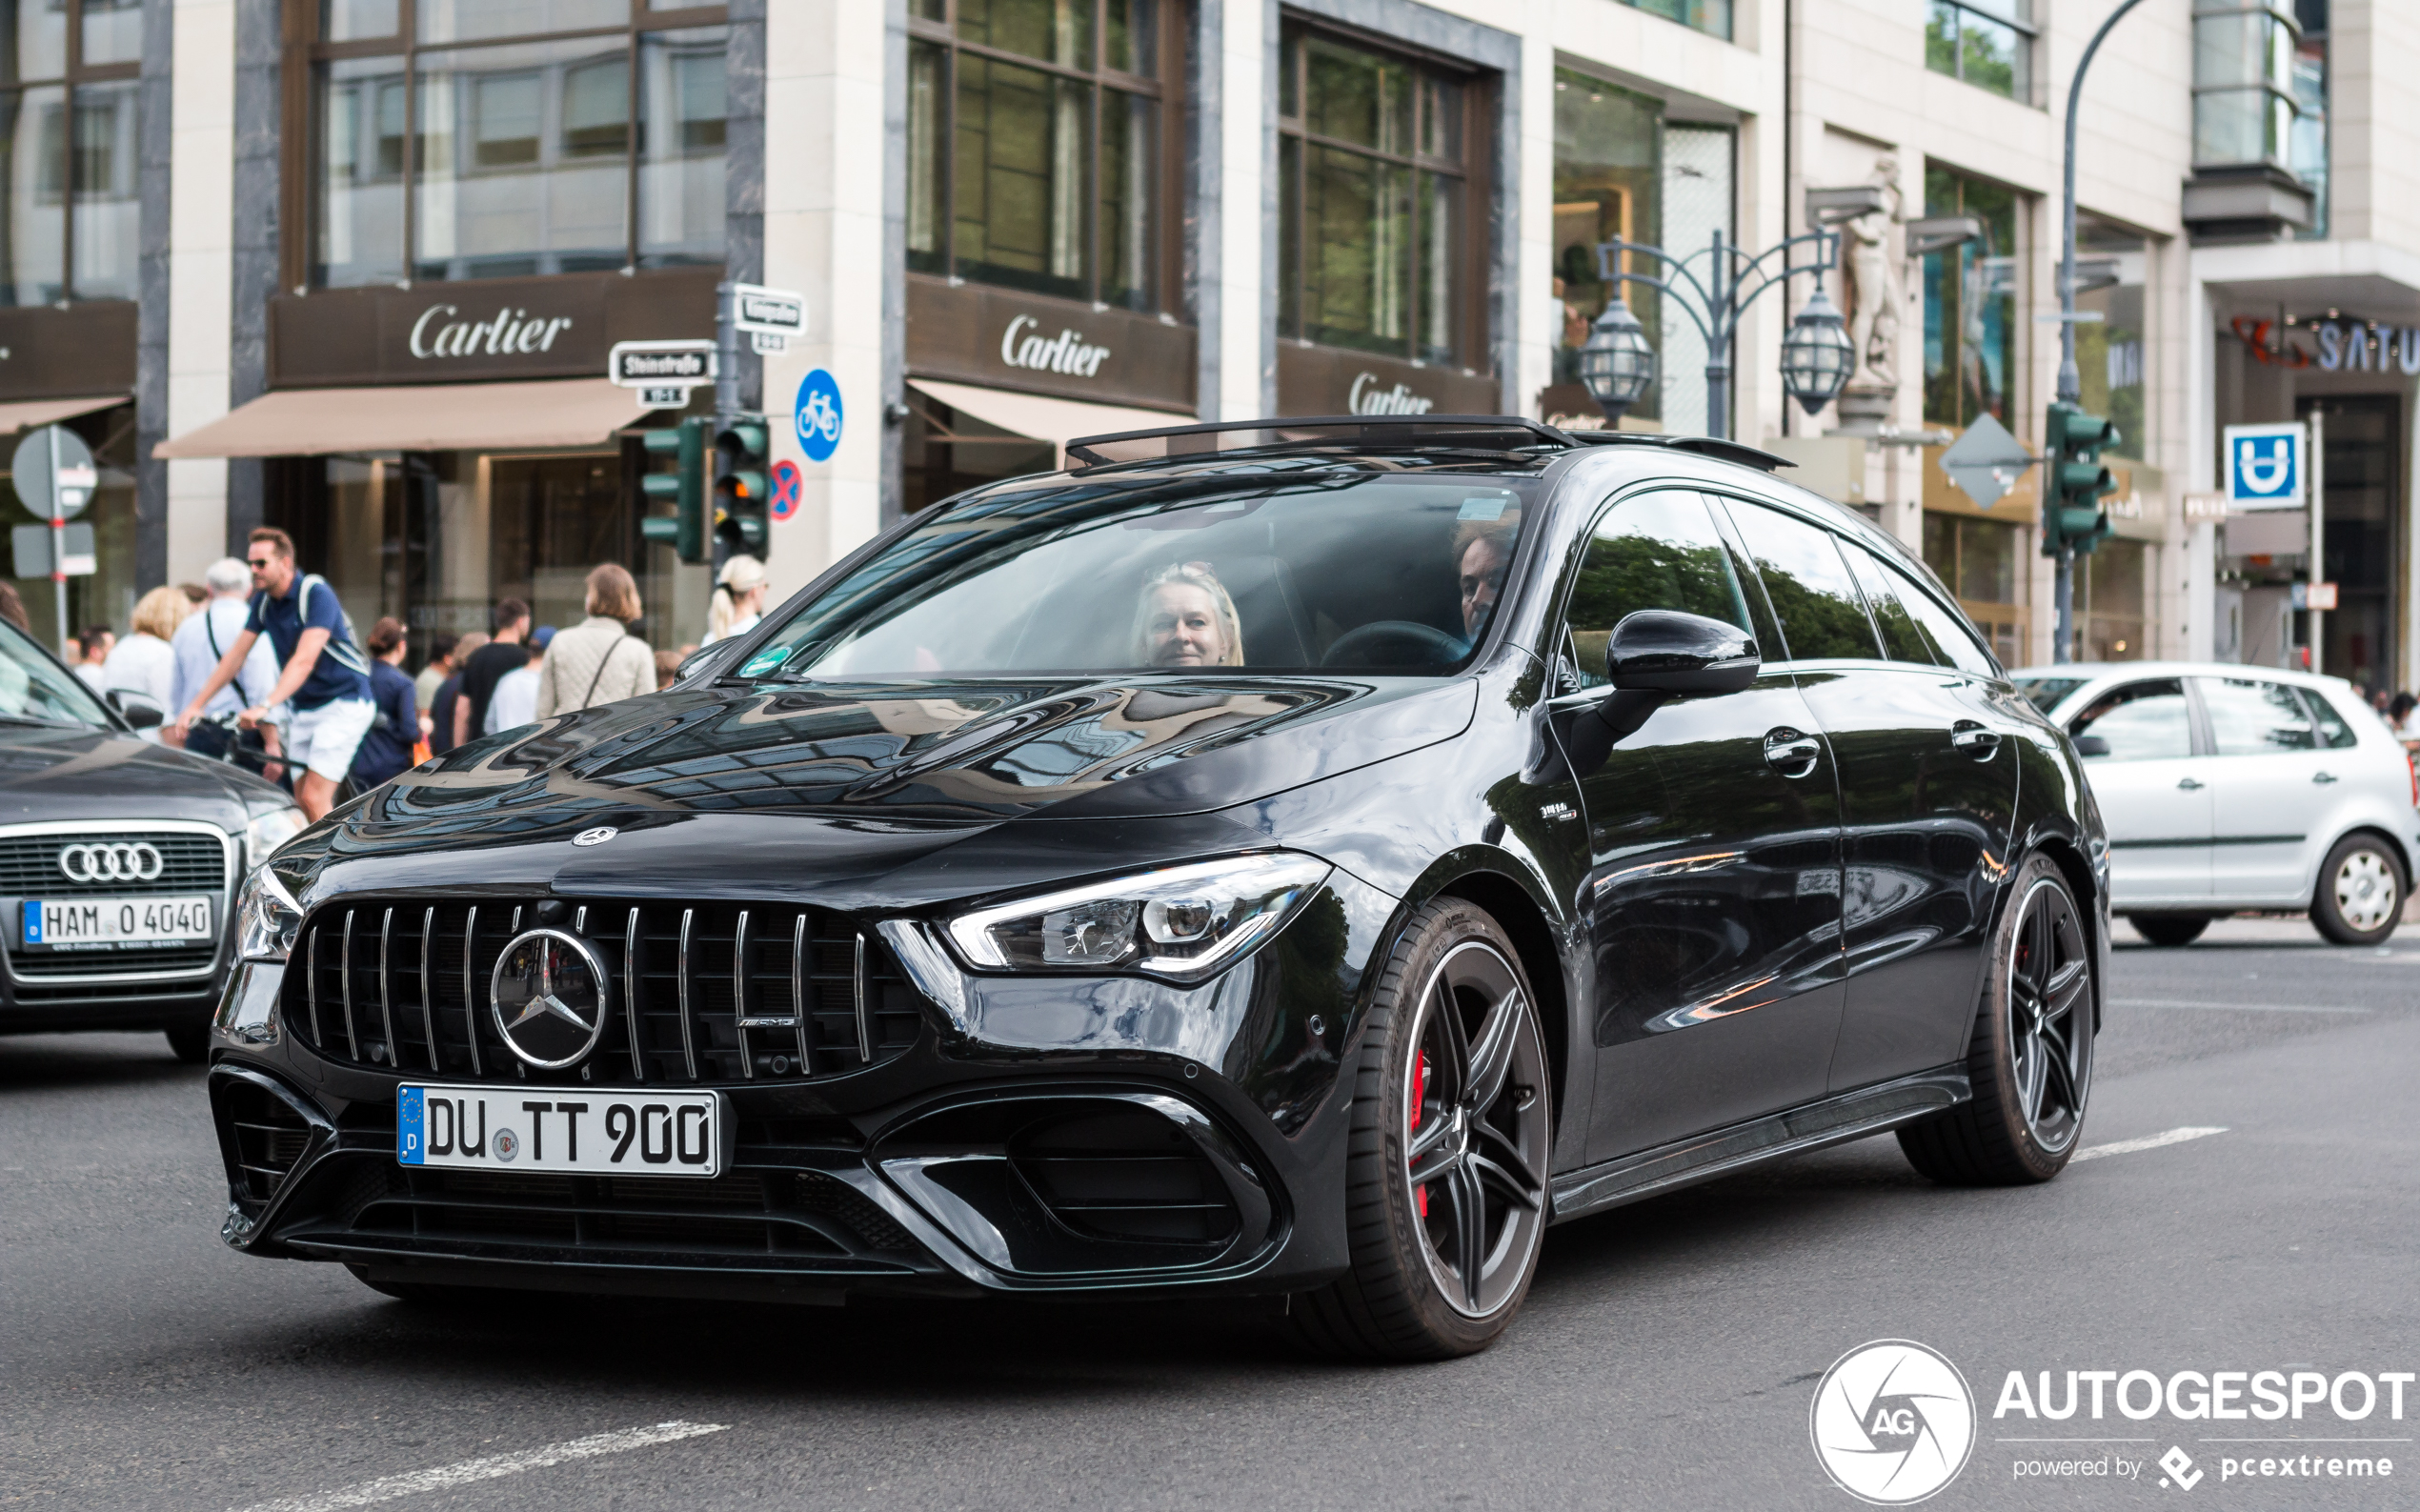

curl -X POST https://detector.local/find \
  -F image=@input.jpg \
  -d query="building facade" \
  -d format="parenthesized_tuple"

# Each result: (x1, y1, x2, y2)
(0, 0, 2400, 683)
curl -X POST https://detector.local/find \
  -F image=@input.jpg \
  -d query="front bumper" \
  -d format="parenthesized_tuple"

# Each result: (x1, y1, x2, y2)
(207, 870, 1396, 1302)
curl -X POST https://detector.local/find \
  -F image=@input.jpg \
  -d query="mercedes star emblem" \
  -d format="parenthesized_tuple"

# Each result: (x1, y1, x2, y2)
(573, 826, 618, 847)
(490, 927, 614, 1070)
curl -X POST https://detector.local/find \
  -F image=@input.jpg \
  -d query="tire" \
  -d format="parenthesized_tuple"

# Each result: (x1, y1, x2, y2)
(164, 1022, 210, 1063)
(2129, 915, 2209, 948)
(1898, 853, 2095, 1186)
(1289, 898, 1553, 1361)
(2310, 834, 2403, 946)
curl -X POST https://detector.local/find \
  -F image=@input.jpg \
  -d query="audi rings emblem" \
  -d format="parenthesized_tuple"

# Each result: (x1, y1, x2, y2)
(58, 841, 165, 884)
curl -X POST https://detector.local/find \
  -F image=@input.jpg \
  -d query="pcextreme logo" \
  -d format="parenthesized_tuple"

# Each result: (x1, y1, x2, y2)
(1811, 1341, 1978, 1504)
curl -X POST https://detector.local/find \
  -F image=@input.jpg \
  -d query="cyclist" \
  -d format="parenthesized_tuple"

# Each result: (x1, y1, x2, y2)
(171, 556, 286, 774)
(174, 528, 374, 823)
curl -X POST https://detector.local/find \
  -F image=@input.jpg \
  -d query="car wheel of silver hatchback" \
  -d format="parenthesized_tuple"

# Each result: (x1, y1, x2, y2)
(2312, 834, 2403, 946)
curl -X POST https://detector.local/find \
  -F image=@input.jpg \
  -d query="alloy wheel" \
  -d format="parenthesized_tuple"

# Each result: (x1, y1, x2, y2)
(2007, 876, 2092, 1154)
(1402, 940, 1550, 1319)
(2335, 849, 2399, 933)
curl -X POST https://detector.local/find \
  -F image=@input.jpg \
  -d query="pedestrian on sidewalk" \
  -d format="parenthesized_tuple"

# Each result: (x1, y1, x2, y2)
(173, 527, 377, 823)
(454, 598, 531, 748)
(534, 564, 656, 718)
(414, 632, 457, 716)
(428, 632, 486, 756)
(701, 555, 768, 645)
(71, 625, 113, 690)
(351, 617, 424, 790)
(482, 628, 552, 736)
(100, 587, 192, 736)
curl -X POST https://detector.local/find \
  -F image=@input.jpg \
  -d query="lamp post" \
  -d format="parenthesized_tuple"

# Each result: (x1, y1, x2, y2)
(1578, 228, 1854, 439)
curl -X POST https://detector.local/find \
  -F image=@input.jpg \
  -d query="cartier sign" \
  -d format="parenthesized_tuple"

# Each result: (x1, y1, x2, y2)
(1278, 343, 1497, 418)
(268, 269, 716, 388)
(906, 275, 1194, 413)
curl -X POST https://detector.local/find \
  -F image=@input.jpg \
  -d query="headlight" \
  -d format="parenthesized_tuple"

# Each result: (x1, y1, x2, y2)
(235, 866, 304, 962)
(243, 807, 309, 871)
(945, 853, 1331, 983)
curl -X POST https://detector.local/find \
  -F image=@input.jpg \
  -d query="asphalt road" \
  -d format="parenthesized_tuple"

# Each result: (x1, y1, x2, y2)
(5, 916, 2417, 1511)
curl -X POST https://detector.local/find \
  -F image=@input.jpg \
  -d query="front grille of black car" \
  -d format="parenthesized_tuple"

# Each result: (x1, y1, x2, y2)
(0, 832, 229, 895)
(281, 898, 927, 1084)
(1, 831, 231, 984)
(343, 1167, 918, 1260)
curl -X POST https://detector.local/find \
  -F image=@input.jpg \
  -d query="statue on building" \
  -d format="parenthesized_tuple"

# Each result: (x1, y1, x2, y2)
(1842, 153, 1904, 393)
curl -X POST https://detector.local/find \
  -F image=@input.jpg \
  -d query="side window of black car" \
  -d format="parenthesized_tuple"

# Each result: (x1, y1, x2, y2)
(1558, 489, 1758, 692)
(1885, 560, 2000, 677)
(1714, 498, 1882, 662)
(1842, 544, 1934, 664)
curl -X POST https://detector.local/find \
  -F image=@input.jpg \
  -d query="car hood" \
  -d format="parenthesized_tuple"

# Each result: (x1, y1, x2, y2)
(328, 674, 1475, 860)
(0, 722, 268, 826)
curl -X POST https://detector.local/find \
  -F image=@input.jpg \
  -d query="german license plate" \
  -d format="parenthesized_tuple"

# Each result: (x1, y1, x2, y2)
(21, 894, 213, 951)
(396, 1084, 725, 1179)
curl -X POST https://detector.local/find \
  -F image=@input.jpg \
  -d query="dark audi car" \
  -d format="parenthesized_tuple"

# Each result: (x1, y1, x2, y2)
(212, 417, 2105, 1358)
(0, 618, 305, 1058)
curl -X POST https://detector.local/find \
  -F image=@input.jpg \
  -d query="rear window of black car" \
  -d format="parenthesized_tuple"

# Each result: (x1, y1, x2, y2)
(739, 469, 1542, 678)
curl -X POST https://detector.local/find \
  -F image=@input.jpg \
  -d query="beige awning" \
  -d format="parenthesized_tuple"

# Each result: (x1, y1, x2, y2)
(908, 378, 1188, 458)
(153, 377, 640, 459)
(0, 395, 126, 433)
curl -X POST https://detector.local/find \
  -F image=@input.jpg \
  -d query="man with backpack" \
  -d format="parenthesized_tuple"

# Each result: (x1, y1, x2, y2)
(175, 526, 376, 822)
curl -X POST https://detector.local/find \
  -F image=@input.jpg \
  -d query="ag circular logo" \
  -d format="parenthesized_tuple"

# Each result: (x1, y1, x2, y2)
(58, 841, 165, 883)
(490, 927, 613, 1070)
(1810, 1340, 1976, 1504)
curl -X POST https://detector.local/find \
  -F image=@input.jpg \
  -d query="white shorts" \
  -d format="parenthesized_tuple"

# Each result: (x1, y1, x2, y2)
(287, 698, 376, 783)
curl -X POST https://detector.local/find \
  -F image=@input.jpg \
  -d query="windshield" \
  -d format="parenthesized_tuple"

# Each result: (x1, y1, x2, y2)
(0, 619, 112, 728)
(2013, 676, 2089, 716)
(741, 468, 1539, 679)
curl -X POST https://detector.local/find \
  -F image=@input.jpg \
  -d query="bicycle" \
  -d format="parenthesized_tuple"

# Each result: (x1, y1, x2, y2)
(184, 710, 362, 807)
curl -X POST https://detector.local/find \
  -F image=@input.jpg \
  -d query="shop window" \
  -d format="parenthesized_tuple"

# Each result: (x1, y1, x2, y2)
(1926, 0, 2033, 102)
(1922, 165, 2022, 430)
(1550, 72, 1661, 422)
(1923, 513, 2028, 667)
(2290, 0, 2327, 237)
(2074, 216, 2148, 460)
(0, 0, 143, 308)
(2075, 539, 2148, 662)
(1279, 24, 1481, 368)
(905, 0, 1178, 315)
(304, 2, 728, 288)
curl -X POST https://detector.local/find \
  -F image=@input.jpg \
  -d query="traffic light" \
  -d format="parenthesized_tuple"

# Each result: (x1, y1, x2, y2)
(713, 415, 770, 558)
(638, 416, 709, 564)
(2043, 401, 2119, 557)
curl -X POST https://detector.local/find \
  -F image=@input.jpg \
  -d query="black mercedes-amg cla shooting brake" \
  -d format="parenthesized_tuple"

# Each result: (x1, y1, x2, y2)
(211, 416, 2106, 1359)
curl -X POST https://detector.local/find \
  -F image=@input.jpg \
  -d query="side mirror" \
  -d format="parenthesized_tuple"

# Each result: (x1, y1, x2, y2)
(1606, 610, 1760, 696)
(107, 689, 164, 729)
(2073, 734, 2110, 757)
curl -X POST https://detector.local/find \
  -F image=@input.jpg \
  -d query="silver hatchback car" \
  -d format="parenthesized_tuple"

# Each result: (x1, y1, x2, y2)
(2011, 662, 2420, 946)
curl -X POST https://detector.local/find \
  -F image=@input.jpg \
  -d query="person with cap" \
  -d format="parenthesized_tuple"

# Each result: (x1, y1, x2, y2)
(482, 625, 553, 736)
(702, 555, 768, 645)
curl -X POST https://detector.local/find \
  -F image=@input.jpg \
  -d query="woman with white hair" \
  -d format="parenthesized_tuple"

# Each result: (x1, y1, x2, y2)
(170, 556, 285, 761)
(701, 554, 768, 645)
(1131, 561, 1246, 668)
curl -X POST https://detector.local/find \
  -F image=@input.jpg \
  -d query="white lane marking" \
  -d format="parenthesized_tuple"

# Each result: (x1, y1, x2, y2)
(2111, 998, 2372, 1015)
(229, 1421, 729, 1512)
(2071, 1126, 2228, 1163)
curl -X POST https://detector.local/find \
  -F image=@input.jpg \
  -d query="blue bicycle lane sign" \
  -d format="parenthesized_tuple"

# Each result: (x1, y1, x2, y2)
(796, 369, 843, 463)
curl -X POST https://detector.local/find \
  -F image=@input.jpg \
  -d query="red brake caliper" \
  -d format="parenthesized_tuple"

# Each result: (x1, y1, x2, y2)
(1412, 1050, 1430, 1219)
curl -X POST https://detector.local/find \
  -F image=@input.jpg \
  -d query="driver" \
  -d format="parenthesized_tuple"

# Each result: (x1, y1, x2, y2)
(1132, 561, 1245, 668)
(1453, 510, 1522, 637)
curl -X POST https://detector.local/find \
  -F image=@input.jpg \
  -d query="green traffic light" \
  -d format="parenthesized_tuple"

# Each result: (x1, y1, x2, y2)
(2043, 401, 2119, 558)
(638, 417, 710, 563)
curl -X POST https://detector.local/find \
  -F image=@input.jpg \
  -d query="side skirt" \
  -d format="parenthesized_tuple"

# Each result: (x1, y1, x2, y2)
(1547, 1066, 1971, 1224)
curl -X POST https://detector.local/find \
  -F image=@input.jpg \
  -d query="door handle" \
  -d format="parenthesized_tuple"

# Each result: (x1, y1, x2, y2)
(2177, 776, 2205, 791)
(1950, 720, 2003, 760)
(2313, 771, 2339, 784)
(1765, 727, 1822, 778)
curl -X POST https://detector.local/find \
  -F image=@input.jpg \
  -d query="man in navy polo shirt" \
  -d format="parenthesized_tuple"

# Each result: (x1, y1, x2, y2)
(175, 526, 376, 822)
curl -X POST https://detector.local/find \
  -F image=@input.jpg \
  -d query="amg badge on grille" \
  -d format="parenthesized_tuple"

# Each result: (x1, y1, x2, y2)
(490, 928, 614, 1069)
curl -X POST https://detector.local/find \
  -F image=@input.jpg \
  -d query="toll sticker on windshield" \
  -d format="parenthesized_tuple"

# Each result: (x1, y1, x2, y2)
(1458, 494, 1510, 521)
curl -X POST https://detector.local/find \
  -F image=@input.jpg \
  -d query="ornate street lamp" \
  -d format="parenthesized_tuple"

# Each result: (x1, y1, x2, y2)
(1589, 228, 1845, 441)
(1577, 292, 1658, 424)
(1780, 287, 1856, 414)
